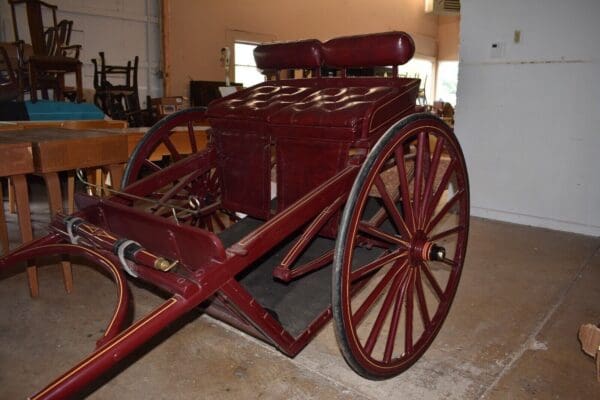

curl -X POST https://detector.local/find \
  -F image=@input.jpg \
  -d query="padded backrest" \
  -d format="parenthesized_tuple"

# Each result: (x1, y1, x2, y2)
(253, 39, 323, 70)
(322, 31, 415, 68)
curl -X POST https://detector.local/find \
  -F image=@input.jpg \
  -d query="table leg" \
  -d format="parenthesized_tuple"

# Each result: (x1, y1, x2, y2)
(42, 172, 73, 294)
(43, 172, 64, 216)
(12, 175, 38, 297)
(105, 164, 124, 192)
(0, 181, 9, 256)
(95, 169, 103, 196)
(8, 177, 16, 213)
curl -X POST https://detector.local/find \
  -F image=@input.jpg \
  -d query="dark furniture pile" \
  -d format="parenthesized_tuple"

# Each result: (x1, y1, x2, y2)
(91, 51, 149, 126)
(3, 0, 82, 103)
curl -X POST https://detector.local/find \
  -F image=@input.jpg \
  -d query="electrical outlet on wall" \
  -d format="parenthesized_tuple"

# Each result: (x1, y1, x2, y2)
(514, 30, 521, 44)
(490, 42, 505, 59)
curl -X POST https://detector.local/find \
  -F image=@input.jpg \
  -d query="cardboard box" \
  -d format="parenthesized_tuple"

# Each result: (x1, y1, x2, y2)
(151, 96, 189, 116)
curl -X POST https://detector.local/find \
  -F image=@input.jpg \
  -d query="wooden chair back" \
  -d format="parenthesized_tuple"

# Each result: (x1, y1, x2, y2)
(9, 0, 58, 55)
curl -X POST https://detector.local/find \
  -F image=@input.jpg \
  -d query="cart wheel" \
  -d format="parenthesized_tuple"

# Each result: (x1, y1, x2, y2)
(122, 107, 208, 186)
(122, 107, 229, 231)
(333, 113, 469, 379)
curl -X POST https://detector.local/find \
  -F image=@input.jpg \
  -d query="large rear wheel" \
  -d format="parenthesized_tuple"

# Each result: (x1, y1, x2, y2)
(333, 113, 469, 379)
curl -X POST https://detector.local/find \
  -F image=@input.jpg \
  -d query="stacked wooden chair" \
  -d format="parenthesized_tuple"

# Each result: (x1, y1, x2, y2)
(8, 0, 83, 102)
(92, 52, 145, 126)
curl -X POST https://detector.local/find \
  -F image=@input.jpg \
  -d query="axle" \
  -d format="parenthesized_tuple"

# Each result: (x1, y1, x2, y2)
(429, 244, 446, 261)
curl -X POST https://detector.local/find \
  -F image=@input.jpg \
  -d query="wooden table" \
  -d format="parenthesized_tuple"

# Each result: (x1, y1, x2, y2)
(0, 128, 129, 213)
(1, 120, 127, 212)
(0, 123, 208, 295)
(0, 128, 130, 296)
(98, 125, 210, 160)
(11, 119, 128, 130)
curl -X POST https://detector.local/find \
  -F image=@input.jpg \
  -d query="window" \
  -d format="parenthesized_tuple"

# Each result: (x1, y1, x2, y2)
(234, 42, 265, 87)
(435, 61, 459, 106)
(397, 56, 435, 105)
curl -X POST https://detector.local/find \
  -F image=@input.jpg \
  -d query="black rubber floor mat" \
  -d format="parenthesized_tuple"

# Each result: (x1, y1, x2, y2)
(218, 216, 383, 337)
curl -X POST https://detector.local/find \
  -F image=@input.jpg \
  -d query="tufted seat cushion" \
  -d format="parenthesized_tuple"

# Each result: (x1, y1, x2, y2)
(206, 84, 317, 120)
(268, 86, 398, 131)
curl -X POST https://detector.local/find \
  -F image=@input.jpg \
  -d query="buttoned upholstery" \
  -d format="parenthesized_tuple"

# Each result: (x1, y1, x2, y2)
(207, 32, 419, 219)
(207, 84, 318, 120)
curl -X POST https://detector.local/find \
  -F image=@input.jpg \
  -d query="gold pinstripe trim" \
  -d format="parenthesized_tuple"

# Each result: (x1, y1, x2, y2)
(19, 244, 126, 336)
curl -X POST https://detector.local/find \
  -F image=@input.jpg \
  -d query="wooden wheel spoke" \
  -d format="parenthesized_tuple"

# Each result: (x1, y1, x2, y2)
(429, 225, 465, 242)
(212, 213, 226, 231)
(420, 137, 445, 228)
(420, 261, 445, 300)
(187, 121, 198, 153)
(358, 222, 409, 247)
(162, 135, 181, 161)
(425, 189, 464, 234)
(351, 250, 407, 282)
(352, 262, 405, 326)
(439, 257, 458, 268)
(156, 170, 200, 206)
(373, 176, 411, 239)
(208, 170, 219, 188)
(363, 261, 410, 356)
(368, 205, 390, 228)
(383, 268, 413, 362)
(368, 187, 400, 228)
(415, 267, 430, 327)
(404, 270, 415, 354)
(413, 131, 427, 220)
(143, 159, 161, 172)
(205, 215, 214, 231)
(394, 148, 416, 231)
(423, 159, 456, 225)
(422, 132, 431, 186)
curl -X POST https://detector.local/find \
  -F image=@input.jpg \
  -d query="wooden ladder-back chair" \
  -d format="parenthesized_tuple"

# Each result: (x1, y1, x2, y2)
(8, 0, 83, 102)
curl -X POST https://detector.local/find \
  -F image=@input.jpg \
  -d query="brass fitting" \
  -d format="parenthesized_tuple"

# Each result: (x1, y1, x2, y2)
(154, 257, 178, 272)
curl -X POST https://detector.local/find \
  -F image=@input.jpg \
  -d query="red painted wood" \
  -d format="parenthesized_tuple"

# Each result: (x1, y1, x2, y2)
(322, 31, 415, 69)
(0, 31, 470, 397)
(254, 39, 323, 70)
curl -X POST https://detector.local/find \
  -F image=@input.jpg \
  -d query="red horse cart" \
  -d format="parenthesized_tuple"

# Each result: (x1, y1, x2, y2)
(1, 31, 469, 398)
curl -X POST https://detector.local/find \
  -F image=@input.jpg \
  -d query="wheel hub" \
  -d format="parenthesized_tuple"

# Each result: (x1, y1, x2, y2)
(409, 231, 446, 263)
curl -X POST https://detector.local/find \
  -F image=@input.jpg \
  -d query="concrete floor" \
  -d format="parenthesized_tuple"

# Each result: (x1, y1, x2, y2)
(1, 178, 599, 399)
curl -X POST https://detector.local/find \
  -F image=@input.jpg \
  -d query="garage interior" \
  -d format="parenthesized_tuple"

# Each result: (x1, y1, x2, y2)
(0, 0, 599, 399)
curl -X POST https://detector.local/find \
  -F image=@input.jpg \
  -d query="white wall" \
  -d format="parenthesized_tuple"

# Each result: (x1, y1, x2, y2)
(455, 0, 600, 236)
(0, 0, 162, 103)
